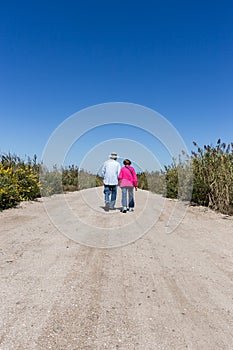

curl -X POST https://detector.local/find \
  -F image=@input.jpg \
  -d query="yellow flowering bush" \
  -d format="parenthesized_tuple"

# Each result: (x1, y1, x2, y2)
(0, 161, 40, 210)
(0, 164, 19, 209)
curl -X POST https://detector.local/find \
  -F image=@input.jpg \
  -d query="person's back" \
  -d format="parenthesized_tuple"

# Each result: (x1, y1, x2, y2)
(118, 165, 138, 188)
(118, 159, 138, 213)
(102, 158, 121, 185)
(101, 152, 121, 211)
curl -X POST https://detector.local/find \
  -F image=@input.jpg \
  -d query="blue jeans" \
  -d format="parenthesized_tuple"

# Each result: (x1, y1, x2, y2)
(104, 185, 117, 208)
(121, 187, 134, 208)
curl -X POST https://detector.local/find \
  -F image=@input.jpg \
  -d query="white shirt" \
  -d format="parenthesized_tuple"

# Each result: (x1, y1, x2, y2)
(101, 159, 121, 185)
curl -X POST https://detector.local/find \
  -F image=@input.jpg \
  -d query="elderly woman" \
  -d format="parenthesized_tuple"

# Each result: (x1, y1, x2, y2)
(118, 159, 138, 213)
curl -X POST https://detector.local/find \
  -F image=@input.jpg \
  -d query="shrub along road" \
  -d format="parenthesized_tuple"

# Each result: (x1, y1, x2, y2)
(0, 187, 233, 349)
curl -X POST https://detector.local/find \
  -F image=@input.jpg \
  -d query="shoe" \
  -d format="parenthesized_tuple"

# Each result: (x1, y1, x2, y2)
(109, 207, 116, 211)
(128, 208, 134, 212)
(121, 207, 127, 213)
(105, 202, 110, 211)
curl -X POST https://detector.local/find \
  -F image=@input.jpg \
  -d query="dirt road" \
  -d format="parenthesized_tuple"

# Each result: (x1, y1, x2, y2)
(0, 187, 233, 349)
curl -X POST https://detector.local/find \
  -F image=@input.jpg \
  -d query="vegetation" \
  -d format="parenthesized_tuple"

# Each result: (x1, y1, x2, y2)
(137, 140, 233, 215)
(40, 166, 103, 196)
(137, 171, 166, 194)
(0, 154, 103, 210)
(191, 140, 233, 214)
(159, 140, 233, 214)
(1, 139, 233, 214)
(0, 154, 40, 210)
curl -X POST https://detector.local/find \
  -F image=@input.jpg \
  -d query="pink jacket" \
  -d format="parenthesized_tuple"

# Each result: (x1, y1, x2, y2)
(118, 166, 138, 188)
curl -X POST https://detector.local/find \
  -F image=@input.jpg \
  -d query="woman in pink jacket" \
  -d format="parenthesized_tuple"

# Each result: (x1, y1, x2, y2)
(118, 159, 138, 213)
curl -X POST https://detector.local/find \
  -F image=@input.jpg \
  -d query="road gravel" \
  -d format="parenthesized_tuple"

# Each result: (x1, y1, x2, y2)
(0, 187, 233, 349)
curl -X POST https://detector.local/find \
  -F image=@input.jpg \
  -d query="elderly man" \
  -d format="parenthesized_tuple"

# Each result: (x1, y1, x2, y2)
(101, 152, 121, 211)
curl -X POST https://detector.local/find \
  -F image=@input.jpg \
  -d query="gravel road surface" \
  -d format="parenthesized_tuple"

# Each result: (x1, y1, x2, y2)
(0, 187, 233, 349)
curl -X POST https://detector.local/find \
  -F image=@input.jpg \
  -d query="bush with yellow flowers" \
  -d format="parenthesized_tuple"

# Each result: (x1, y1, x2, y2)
(0, 154, 41, 210)
(0, 164, 19, 209)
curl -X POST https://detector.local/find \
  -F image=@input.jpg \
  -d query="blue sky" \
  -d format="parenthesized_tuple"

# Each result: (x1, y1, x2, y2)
(0, 0, 233, 172)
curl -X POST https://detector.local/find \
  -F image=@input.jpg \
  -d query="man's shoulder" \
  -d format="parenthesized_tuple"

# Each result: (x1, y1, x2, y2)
(104, 159, 121, 167)
(114, 160, 121, 167)
(108, 159, 119, 164)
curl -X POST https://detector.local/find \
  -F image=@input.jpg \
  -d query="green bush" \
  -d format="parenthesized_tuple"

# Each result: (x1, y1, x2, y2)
(164, 163, 179, 199)
(138, 171, 166, 194)
(39, 167, 63, 196)
(62, 165, 79, 192)
(137, 172, 149, 190)
(77, 169, 102, 190)
(191, 140, 233, 213)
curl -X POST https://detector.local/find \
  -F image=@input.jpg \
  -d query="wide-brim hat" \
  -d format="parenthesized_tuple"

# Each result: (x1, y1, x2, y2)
(109, 152, 118, 159)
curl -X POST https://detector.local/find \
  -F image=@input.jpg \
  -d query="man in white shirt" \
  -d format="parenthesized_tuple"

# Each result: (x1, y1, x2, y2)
(101, 152, 121, 211)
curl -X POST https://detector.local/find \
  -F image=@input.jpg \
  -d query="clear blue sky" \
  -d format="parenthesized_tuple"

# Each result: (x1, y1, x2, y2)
(0, 0, 233, 171)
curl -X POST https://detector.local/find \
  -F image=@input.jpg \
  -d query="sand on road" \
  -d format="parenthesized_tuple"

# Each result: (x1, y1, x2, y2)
(0, 187, 233, 350)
